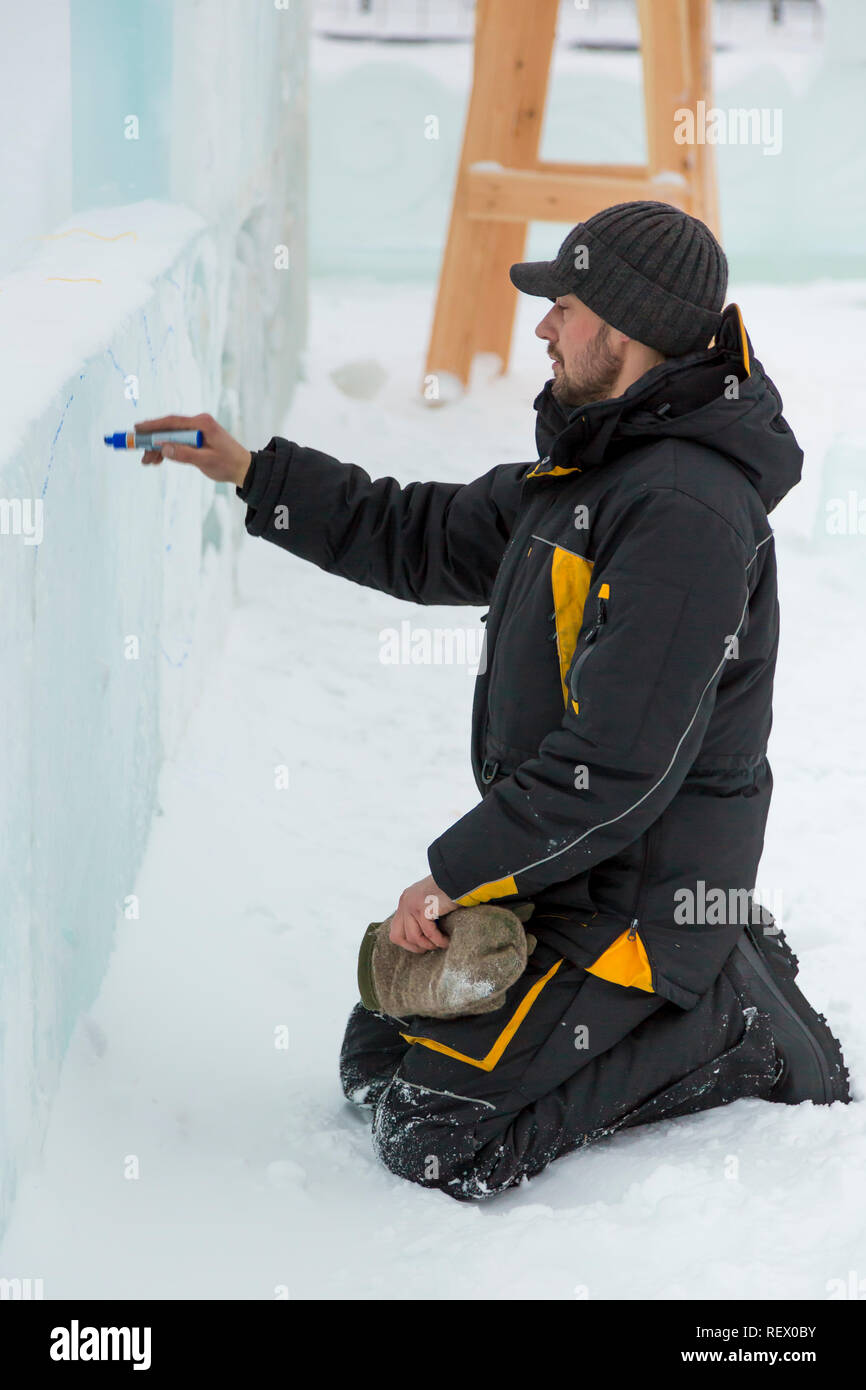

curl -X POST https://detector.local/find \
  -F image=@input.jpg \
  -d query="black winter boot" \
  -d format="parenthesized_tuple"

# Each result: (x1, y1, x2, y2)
(726, 924, 850, 1105)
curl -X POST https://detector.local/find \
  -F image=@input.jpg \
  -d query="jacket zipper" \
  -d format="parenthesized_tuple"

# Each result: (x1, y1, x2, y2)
(628, 819, 661, 940)
(568, 591, 607, 707)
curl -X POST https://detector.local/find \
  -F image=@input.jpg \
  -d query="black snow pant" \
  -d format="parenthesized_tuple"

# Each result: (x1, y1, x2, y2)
(339, 939, 779, 1200)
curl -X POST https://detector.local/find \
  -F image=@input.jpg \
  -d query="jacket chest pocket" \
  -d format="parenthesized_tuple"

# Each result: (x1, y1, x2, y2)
(485, 540, 595, 758)
(566, 575, 690, 756)
(567, 583, 610, 712)
(549, 544, 595, 707)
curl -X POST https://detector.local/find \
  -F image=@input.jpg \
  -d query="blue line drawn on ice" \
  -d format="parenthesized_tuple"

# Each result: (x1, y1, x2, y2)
(161, 642, 192, 669)
(41, 378, 84, 500)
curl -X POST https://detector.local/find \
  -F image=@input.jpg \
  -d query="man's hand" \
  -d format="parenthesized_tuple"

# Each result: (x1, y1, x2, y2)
(389, 874, 460, 953)
(135, 413, 251, 487)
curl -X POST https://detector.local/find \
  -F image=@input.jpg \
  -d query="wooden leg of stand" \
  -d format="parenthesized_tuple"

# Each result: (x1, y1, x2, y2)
(688, 0, 721, 236)
(424, 0, 558, 393)
(636, 0, 694, 212)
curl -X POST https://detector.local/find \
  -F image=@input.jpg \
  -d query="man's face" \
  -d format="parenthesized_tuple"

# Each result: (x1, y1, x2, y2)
(535, 293, 626, 409)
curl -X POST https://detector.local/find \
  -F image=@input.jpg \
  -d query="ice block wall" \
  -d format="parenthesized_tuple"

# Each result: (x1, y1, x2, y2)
(0, 0, 309, 1239)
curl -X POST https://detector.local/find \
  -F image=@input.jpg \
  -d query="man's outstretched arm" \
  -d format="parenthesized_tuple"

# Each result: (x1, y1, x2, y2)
(135, 412, 529, 607)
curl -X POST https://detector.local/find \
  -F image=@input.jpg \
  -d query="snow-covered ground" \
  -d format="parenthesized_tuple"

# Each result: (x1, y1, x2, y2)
(2, 276, 865, 1300)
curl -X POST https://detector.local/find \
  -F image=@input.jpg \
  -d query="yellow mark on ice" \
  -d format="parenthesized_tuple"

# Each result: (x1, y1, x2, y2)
(39, 228, 138, 242)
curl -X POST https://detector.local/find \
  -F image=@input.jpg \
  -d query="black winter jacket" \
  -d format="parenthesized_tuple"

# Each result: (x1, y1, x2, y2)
(238, 304, 803, 1011)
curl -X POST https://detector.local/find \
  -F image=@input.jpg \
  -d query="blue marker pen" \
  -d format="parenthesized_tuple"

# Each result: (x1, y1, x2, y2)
(104, 429, 204, 449)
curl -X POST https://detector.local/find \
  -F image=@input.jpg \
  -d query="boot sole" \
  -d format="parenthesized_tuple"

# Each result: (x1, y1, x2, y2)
(729, 929, 850, 1105)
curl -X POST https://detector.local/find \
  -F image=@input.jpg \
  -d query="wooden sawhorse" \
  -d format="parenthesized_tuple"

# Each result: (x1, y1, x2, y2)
(424, 0, 719, 396)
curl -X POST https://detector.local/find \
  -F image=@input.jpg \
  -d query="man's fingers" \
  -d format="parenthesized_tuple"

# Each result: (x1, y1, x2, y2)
(160, 443, 207, 465)
(403, 917, 433, 951)
(134, 415, 199, 432)
(404, 911, 446, 950)
(416, 913, 449, 949)
(389, 912, 432, 953)
(393, 931, 426, 954)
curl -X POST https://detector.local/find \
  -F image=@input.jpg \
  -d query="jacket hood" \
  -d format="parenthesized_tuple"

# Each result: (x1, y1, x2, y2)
(533, 303, 803, 513)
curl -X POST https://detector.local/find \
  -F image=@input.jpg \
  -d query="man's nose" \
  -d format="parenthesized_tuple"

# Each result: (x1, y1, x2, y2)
(535, 315, 555, 342)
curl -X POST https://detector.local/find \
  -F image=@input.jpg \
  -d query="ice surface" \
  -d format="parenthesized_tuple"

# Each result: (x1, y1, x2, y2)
(0, 6, 308, 1244)
(0, 207, 238, 1248)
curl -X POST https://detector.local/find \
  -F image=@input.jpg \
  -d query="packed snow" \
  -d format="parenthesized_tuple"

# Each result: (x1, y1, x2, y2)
(1, 275, 865, 1299)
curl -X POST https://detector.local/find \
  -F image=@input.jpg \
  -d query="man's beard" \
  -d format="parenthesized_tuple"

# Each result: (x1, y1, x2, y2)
(550, 322, 624, 409)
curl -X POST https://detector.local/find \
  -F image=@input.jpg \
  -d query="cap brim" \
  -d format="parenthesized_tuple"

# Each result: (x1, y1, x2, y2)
(509, 261, 565, 298)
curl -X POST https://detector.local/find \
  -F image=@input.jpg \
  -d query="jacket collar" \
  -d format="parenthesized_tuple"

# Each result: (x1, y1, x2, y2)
(529, 303, 753, 478)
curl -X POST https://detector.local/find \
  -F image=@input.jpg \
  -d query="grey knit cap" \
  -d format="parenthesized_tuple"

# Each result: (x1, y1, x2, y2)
(509, 201, 728, 356)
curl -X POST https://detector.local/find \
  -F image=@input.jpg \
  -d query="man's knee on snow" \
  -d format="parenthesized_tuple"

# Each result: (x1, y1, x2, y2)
(338, 1001, 407, 1106)
(371, 1075, 496, 1199)
(339, 1052, 399, 1110)
(338, 1045, 378, 1106)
